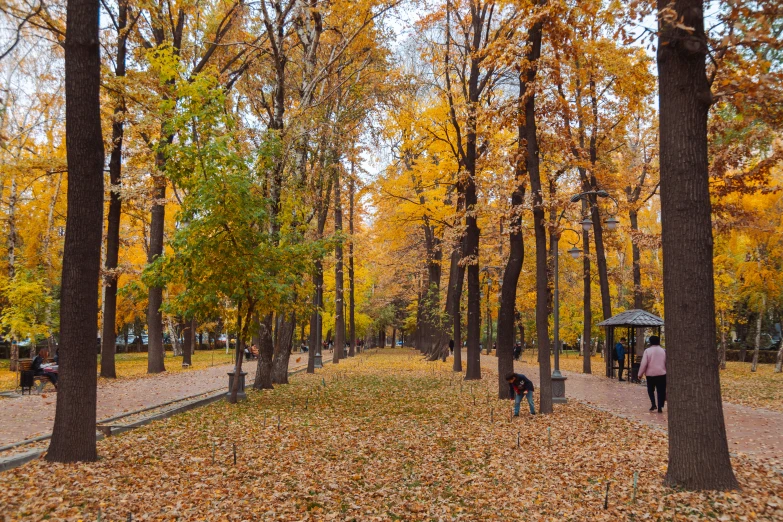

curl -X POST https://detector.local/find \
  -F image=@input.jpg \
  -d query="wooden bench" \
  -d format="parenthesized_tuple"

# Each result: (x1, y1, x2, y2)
(17, 359, 54, 394)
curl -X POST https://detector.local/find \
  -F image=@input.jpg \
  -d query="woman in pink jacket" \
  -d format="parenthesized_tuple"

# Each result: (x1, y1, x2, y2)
(638, 335, 666, 413)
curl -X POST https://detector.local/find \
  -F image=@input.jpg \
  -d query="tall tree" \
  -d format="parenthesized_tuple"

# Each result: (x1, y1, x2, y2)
(657, 0, 737, 490)
(46, 0, 104, 462)
(100, 0, 133, 379)
(496, 1, 543, 398)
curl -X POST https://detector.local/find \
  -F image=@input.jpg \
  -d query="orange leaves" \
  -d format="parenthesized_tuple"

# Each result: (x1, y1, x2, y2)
(1, 349, 782, 520)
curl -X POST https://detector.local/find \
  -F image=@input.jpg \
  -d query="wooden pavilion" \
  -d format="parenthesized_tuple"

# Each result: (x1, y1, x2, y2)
(598, 309, 664, 380)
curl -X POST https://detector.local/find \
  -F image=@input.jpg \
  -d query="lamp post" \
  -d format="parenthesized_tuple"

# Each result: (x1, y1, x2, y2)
(551, 189, 620, 404)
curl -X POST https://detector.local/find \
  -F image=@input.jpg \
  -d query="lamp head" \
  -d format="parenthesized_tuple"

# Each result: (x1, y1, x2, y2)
(579, 218, 593, 232)
(605, 215, 620, 231)
(568, 246, 582, 259)
(569, 194, 583, 203)
(596, 189, 610, 198)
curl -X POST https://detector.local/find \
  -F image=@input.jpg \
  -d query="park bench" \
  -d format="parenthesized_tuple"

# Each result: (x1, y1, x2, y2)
(16, 359, 54, 394)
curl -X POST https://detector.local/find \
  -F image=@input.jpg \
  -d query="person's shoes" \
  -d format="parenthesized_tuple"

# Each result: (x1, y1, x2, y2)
(649, 405, 657, 411)
(619, 378, 625, 382)
(530, 412, 536, 415)
(658, 408, 663, 413)
(512, 414, 519, 417)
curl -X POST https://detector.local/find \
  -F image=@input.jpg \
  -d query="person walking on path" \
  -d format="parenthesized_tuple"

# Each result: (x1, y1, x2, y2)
(638, 335, 667, 413)
(615, 337, 627, 381)
(505, 372, 536, 416)
(449, 339, 454, 355)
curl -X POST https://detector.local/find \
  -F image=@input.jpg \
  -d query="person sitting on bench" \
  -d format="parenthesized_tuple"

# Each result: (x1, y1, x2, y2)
(32, 349, 57, 388)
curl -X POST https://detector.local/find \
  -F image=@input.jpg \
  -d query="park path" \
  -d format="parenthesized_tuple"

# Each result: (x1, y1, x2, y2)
(0, 353, 320, 447)
(475, 353, 783, 470)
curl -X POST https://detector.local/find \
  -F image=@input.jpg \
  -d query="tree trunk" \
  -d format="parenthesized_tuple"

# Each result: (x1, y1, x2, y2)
(46, 0, 104, 462)
(99, 0, 128, 380)
(526, 49, 552, 414)
(253, 313, 274, 390)
(391, 328, 396, 350)
(590, 194, 612, 322)
(146, 166, 166, 374)
(443, 231, 463, 370)
(7, 176, 17, 279)
(182, 318, 193, 367)
(272, 313, 295, 384)
(630, 207, 645, 358)
(348, 171, 356, 357)
(333, 163, 344, 364)
(308, 260, 323, 373)
(751, 300, 764, 372)
(582, 199, 592, 375)
(658, 0, 737, 490)
(719, 310, 727, 371)
(775, 338, 782, 373)
(228, 307, 244, 404)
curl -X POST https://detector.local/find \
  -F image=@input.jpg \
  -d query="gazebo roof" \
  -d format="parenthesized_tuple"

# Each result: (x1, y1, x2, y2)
(598, 309, 664, 328)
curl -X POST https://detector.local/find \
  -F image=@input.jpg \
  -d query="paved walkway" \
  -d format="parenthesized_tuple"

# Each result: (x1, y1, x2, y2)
(0, 354, 321, 447)
(475, 353, 783, 469)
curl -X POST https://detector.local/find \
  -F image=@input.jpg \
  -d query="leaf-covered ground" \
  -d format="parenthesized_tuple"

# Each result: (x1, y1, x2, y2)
(0, 350, 238, 392)
(1, 349, 781, 521)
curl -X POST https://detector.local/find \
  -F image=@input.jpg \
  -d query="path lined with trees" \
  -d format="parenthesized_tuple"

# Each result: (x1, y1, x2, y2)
(0, 0, 781, 501)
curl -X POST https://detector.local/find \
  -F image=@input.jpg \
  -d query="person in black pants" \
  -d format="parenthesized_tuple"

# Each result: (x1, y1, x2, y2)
(448, 339, 454, 354)
(638, 337, 667, 412)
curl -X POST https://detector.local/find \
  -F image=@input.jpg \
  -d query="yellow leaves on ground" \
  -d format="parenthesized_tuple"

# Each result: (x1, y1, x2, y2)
(1, 349, 781, 520)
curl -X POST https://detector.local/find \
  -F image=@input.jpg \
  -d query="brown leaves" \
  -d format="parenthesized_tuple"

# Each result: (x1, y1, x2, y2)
(1, 350, 781, 521)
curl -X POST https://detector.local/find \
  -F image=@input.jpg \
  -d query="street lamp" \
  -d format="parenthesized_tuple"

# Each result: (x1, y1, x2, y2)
(551, 189, 620, 404)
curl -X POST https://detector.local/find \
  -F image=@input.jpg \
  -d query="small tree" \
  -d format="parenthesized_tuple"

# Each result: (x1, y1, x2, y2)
(1, 270, 53, 368)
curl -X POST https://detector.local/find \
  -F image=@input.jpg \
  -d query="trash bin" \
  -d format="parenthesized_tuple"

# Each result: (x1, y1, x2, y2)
(227, 371, 248, 400)
(631, 363, 641, 383)
(20, 370, 34, 394)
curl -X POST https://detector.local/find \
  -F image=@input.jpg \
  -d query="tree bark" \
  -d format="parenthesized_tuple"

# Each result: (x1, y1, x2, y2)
(751, 299, 764, 372)
(582, 199, 592, 375)
(47, 0, 104, 462)
(775, 338, 782, 373)
(348, 170, 356, 357)
(272, 313, 295, 384)
(719, 310, 727, 371)
(253, 313, 275, 390)
(333, 163, 344, 364)
(100, 0, 129, 380)
(497, 12, 543, 395)
(308, 261, 323, 373)
(526, 44, 552, 414)
(182, 318, 193, 367)
(146, 163, 166, 374)
(228, 306, 245, 404)
(444, 236, 464, 372)
(658, 0, 737, 490)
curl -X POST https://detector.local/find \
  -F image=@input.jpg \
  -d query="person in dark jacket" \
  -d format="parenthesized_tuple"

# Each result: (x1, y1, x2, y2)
(505, 371, 535, 416)
(513, 343, 522, 361)
(448, 339, 454, 354)
(615, 337, 627, 382)
(31, 349, 57, 388)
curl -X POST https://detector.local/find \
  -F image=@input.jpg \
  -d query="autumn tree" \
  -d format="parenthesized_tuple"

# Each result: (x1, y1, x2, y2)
(656, 0, 737, 490)
(46, 0, 104, 463)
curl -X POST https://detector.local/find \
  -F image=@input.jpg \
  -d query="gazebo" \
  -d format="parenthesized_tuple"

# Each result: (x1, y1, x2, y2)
(598, 309, 664, 380)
